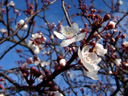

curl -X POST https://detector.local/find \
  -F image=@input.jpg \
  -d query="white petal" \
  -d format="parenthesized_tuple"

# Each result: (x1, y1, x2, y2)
(89, 53, 101, 65)
(123, 41, 128, 47)
(82, 61, 96, 72)
(28, 40, 33, 46)
(60, 37, 75, 47)
(48, 91, 63, 96)
(95, 43, 107, 56)
(99, 49, 107, 56)
(19, 19, 25, 25)
(34, 46, 40, 54)
(72, 23, 79, 33)
(75, 32, 85, 42)
(22, 24, 28, 30)
(53, 31, 66, 39)
(78, 47, 82, 59)
(84, 70, 99, 80)
(40, 61, 50, 67)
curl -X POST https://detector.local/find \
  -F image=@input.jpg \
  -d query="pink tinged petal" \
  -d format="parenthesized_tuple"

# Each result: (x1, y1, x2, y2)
(84, 70, 99, 80)
(75, 32, 85, 42)
(53, 31, 66, 39)
(60, 37, 75, 47)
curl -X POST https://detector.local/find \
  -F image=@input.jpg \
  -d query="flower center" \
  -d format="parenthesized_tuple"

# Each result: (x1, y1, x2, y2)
(82, 53, 93, 64)
(66, 28, 74, 36)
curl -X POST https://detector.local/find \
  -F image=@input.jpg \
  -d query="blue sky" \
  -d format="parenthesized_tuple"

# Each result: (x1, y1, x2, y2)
(0, 0, 128, 95)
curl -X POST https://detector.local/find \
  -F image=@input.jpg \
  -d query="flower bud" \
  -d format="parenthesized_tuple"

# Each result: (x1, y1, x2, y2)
(105, 21, 116, 30)
(121, 34, 126, 39)
(106, 33, 111, 38)
(59, 58, 67, 67)
(103, 13, 111, 21)
(0, 84, 3, 89)
(0, 78, 5, 81)
(30, 67, 36, 74)
(53, 85, 59, 91)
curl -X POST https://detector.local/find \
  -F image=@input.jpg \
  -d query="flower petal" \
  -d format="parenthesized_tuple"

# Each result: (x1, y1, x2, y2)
(95, 43, 107, 56)
(84, 70, 99, 80)
(60, 37, 75, 47)
(34, 46, 40, 54)
(82, 61, 96, 72)
(72, 23, 79, 33)
(22, 24, 28, 30)
(89, 53, 101, 65)
(75, 32, 85, 42)
(53, 31, 66, 39)
(78, 47, 82, 59)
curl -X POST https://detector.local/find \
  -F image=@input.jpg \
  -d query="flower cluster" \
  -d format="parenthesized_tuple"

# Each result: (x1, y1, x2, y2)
(26, 56, 50, 66)
(28, 32, 46, 54)
(54, 23, 85, 47)
(78, 43, 107, 80)
(15, 19, 28, 31)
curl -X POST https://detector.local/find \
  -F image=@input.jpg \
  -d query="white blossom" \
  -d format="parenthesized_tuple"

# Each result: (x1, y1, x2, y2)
(40, 61, 50, 67)
(107, 21, 116, 29)
(125, 63, 128, 67)
(28, 33, 46, 54)
(78, 43, 107, 80)
(114, 59, 121, 66)
(59, 58, 66, 66)
(94, 43, 107, 56)
(109, 71, 113, 74)
(119, 0, 123, 5)
(0, 94, 4, 96)
(0, 28, 7, 34)
(34, 46, 40, 54)
(123, 41, 128, 47)
(15, 19, 28, 30)
(54, 23, 85, 47)
(48, 91, 63, 96)
(7, 1, 15, 7)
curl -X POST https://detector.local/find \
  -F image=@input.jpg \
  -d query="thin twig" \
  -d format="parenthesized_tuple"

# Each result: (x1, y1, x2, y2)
(62, 0, 71, 26)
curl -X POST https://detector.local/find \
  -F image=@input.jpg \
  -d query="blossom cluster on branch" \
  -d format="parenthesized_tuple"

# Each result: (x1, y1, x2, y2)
(1, 0, 128, 96)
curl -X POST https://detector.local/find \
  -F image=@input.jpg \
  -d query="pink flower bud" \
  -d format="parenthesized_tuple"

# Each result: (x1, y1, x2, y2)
(105, 21, 116, 30)
(103, 13, 111, 21)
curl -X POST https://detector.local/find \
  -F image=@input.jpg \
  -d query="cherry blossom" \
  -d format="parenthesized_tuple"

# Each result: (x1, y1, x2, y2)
(40, 61, 50, 67)
(27, 56, 49, 66)
(119, 0, 123, 5)
(48, 91, 63, 96)
(0, 28, 7, 35)
(114, 59, 121, 66)
(78, 43, 107, 80)
(59, 58, 67, 66)
(123, 41, 128, 47)
(15, 19, 28, 30)
(105, 21, 116, 30)
(28, 33, 46, 54)
(0, 94, 4, 96)
(7, 1, 15, 7)
(53, 23, 85, 47)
